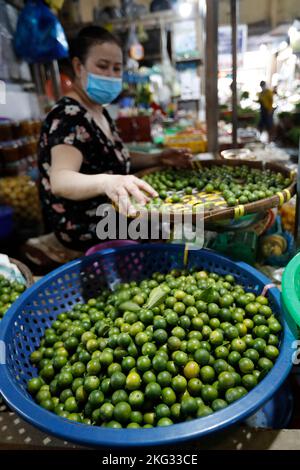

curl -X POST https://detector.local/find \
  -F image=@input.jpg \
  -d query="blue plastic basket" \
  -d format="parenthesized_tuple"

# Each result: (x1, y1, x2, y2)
(0, 244, 295, 447)
(245, 380, 293, 429)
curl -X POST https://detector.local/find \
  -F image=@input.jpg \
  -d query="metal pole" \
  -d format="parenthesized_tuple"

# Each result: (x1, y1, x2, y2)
(49, 61, 62, 101)
(198, 0, 206, 121)
(231, 0, 238, 148)
(32, 64, 44, 95)
(294, 137, 300, 250)
(205, 0, 219, 154)
(32, 63, 46, 116)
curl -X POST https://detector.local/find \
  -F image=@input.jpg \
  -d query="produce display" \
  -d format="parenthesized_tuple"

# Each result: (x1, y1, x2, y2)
(0, 176, 42, 222)
(261, 234, 288, 258)
(27, 268, 281, 429)
(164, 129, 207, 154)
(221, 146, 290, 163)
(141, 165, 292, 212)
(0, 274, 26, 319)
(280, 202, 296, 234)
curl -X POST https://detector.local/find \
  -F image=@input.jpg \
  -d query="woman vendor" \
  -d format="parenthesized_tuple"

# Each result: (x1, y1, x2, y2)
(23, 26, 191, 267)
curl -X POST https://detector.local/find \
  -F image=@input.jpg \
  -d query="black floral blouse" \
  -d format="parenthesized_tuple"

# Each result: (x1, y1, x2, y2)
(38, 97, 130, 250)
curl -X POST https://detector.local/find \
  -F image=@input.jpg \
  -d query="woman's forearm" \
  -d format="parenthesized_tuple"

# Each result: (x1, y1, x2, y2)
(130, 151, 162, 171)
(49, 144, 158, 205)
(130, 148, 193, 170)
(50, 170, 110, 201)
(50, 170, 158, 215)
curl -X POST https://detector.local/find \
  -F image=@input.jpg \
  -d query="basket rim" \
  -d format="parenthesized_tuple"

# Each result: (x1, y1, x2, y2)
(133, 161, 296, 224)
(0, 244, 295, 447)
(282, 252, 300, 327)
(8, 257, 34, 288)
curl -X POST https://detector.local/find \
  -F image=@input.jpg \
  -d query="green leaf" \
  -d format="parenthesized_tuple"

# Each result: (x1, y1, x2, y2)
(145, 286, 168, 309)
(100, 325, 110, 337)
(119, 301, 141, 312)
(97, 322, 110, 337)
(199, 287, 215, 303)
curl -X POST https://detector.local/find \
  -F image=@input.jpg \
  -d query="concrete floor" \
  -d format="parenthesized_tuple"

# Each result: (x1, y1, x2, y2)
(1, 406, 300, 450)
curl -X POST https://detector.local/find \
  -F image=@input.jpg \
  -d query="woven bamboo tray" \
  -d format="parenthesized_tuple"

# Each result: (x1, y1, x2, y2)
(133, 159, 296, 224)
(9, 257, 34, 287)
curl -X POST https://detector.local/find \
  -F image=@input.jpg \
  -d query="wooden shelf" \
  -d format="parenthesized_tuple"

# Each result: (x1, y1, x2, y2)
(177, 98, 200, 102)
(141, 54, 162, 61)
(2, 78, 34, 85)
(63, 9, 203, 34)
(175, 57, 203, 64)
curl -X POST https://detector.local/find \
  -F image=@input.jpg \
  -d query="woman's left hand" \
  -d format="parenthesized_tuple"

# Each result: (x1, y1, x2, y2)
(159, 148, 193, 168)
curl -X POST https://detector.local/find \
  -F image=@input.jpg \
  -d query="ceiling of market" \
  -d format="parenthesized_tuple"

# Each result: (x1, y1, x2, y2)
(7, 0, 300, 35)
(58, 0, 300, 30)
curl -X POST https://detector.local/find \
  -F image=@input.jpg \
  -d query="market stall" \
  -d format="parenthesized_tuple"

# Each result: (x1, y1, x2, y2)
(1, 0, 300, 456)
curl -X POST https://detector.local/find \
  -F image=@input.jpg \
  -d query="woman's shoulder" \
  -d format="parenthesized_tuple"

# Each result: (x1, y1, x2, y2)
(45, 96, 90, 124)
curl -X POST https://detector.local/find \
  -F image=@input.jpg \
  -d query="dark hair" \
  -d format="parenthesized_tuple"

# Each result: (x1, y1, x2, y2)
(69, 26, 122, 63)
(260, 81, 266, 88)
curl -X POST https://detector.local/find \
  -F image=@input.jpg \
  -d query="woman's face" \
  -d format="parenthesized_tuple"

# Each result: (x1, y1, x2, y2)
(74, 42, 123, 88)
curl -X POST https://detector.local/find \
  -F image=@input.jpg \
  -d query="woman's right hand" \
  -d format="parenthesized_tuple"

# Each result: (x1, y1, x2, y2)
(102, 174, 158, 216)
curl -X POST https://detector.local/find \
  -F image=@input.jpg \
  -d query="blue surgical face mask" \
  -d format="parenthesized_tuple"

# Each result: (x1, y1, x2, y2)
(85, 73, 122, 105)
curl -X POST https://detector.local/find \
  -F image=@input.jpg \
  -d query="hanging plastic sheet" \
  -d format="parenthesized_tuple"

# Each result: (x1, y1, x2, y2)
(0, 0, 26, 80)
(14, 0, 69, 63)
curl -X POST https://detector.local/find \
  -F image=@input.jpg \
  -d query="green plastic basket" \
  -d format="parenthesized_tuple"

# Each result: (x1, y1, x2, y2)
(282, 252, 300, 337)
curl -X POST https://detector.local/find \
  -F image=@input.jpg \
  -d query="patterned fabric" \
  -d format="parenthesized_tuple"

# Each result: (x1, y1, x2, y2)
(38, 97, 130, 249)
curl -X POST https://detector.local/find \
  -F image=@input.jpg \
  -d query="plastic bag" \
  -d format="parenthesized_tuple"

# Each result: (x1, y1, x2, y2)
(0, 0, 21, 80)
(14, 0, 69, 63)
(0, 254, 26, 285)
